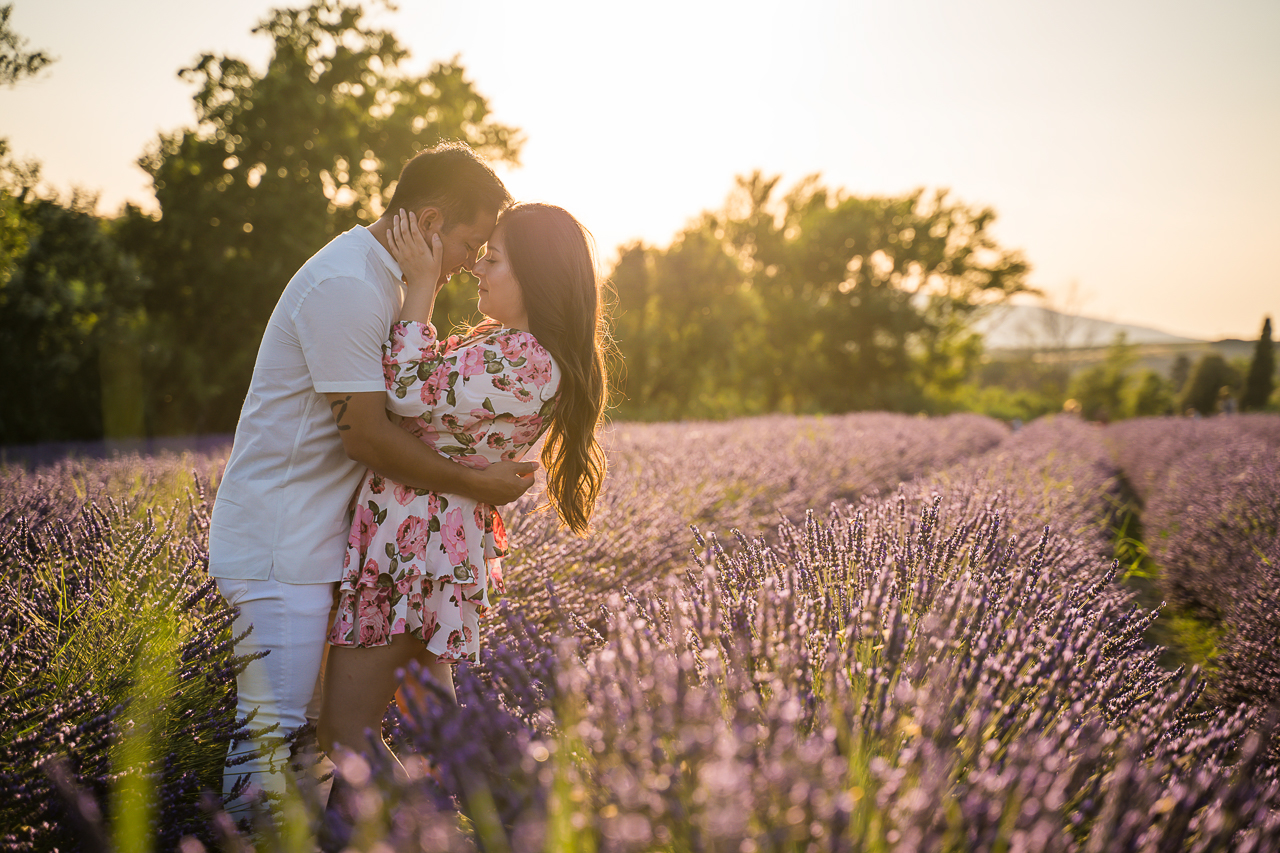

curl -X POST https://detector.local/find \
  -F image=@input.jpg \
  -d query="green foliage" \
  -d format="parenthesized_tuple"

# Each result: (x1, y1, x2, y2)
(1169, 353, 1191, 396)
(0, 3, 54, 86)
(1124, 368, 1174, 417)
(1047, 336, 1189, 423)
(109, 621, 177, 853)
(611, 221, 771, 420)
(611, 173, 1033, 420)
(1108, 492, 1220, 677)
(959, 354, 1071, 421)
(0, 480, 240, 849)
(965, 335, 1179, 426)
(0, 140, 34, 282)
(933, 382, 1060, 423)
(119, 0, 521, 434)
(1176, 353, 1240, 416)
(1240, 316, 1275, 412)
(0, 148, 151, 444)
(1066, 334, 1137, 422)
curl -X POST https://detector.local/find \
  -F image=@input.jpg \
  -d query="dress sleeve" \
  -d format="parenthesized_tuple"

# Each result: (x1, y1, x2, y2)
(382, 320, 450, 417)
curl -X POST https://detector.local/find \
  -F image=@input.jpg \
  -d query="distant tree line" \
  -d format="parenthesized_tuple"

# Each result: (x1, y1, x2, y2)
(2, 1, 1275, 444)
(609, 174, 1033, 419)
(1065, 325, 1275, 422)
(966, 319, 1277, 425)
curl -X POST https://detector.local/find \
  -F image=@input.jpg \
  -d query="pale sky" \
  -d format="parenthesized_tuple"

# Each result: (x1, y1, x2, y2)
(4, 0, 1278, 341)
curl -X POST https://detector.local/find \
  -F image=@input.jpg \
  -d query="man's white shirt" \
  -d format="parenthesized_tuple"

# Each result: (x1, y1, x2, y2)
(209, 227, 404, 583)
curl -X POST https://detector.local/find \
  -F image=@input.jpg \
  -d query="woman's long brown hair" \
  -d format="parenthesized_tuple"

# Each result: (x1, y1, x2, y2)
(495, 203, 608, 534)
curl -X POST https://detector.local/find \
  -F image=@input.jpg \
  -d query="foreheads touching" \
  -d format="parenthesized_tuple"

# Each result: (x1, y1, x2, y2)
(385, 142, 511, 278)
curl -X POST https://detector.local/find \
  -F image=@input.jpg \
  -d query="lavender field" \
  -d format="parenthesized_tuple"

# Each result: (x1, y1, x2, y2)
(3, 412, 1279, 851)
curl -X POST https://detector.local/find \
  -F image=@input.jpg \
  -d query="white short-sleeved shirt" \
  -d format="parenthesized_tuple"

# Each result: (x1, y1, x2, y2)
(209, 227, 404, 583)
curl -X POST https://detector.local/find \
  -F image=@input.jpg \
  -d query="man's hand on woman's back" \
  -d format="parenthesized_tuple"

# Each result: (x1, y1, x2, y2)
(471, 460, 538, 506)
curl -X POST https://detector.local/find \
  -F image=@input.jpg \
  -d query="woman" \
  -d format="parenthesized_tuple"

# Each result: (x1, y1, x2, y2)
(317, 202, 608, 768)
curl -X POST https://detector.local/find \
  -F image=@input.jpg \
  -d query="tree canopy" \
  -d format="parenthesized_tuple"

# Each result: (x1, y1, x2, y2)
(610, 173, 1033, 420)
(1063, 334, 1174, 422)
(1177, 353, 1239, 416)
(0, 149, 148, 443)
(1240, 316, 1275, 412)
(0, 4, 53, 87)
(119, 0, 522, 433)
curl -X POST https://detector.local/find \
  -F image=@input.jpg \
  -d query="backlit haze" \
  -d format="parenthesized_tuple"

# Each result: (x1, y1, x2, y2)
(4, 0, 1278, 341)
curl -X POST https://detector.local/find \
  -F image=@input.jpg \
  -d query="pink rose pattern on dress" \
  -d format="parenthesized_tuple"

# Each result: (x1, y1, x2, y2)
(440, 507, 470, 566)
(349, 504, 379, 552)
(459, 346, 487, 379)
(420, 370, 446, 407)
(510, 413, 545, 446)
(328, 321, 560, 663)
(396, 515, 431, 561)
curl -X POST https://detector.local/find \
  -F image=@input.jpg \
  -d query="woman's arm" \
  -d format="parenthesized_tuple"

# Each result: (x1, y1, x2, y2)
(385, 209, 443, 324)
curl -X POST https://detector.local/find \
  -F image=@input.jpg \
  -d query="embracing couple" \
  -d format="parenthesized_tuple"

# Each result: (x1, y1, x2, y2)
(207, 142, 608, 815)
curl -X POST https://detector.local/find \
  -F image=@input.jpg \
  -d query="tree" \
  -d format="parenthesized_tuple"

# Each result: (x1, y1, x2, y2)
(1169, 353, 1191, 397)
(610, 224, 768, 419)
(0, 3, 53, 86)
(0, 140, 33, 284)
(1125, 369, 1174, 417)
(748, 176, 1033, 412)
(1240, 316, 1275, 411)
(0, 150, 150, 443)
(1066, 333, 1136, 422)
(120, 0, 521, 433)
(1177, 353, 1239, 416)
(608, 173, 1032, 419)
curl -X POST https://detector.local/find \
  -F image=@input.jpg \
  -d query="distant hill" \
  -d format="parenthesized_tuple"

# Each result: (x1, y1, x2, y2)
(969, 305, 1205, 351)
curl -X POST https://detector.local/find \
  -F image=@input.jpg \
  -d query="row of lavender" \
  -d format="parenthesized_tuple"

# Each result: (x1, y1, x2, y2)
(1105, 414, 1280, 716)
(0, 413, 1005, 851)
(332, 416, 1280, 851)
(4, 414, 1279, 850)
(498, 412, 1008, 631)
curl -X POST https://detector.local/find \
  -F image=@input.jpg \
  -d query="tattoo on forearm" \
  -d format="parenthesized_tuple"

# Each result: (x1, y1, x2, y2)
(330, 395, 352, 431)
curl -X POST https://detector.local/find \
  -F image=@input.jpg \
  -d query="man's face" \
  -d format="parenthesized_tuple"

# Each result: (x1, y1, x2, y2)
(422, 208, 498, 287)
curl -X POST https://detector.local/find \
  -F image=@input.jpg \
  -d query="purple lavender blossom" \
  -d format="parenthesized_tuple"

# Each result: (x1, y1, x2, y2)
(7, 414, 1280, 850)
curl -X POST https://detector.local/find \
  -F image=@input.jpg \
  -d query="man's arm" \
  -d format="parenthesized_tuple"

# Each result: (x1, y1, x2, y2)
(325, 390, 536, 506)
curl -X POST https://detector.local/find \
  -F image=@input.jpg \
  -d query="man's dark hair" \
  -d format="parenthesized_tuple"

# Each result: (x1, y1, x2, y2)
(385, 141, 512, 228)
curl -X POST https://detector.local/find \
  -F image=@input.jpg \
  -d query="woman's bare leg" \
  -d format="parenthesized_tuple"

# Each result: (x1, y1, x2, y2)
(319, 634, 425, 771)
(417, 646, 458, 704)
(395, 646, 457, 719)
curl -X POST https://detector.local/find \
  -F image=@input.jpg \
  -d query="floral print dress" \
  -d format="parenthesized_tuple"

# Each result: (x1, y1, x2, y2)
(328, 320, 559, 663)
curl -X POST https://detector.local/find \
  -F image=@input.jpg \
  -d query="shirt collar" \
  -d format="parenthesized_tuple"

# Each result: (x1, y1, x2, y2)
(357, 225, 403, 283)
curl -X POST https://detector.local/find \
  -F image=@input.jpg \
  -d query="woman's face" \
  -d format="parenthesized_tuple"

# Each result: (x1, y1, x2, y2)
(474, 226, 529, 331)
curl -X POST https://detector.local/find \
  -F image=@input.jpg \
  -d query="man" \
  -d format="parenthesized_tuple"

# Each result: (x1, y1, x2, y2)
(208, 142, 532, 811)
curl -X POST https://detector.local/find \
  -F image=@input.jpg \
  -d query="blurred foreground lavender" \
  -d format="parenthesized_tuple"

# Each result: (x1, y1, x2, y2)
(0, 468, 248, 851)
(4, 414, 1280, 851)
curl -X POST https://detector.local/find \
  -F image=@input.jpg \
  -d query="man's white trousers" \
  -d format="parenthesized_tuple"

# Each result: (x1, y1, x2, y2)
(216, 574, 335, 813)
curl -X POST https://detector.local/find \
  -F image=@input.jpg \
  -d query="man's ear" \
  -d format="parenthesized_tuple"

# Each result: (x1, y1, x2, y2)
(416, 206, 443, 235)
